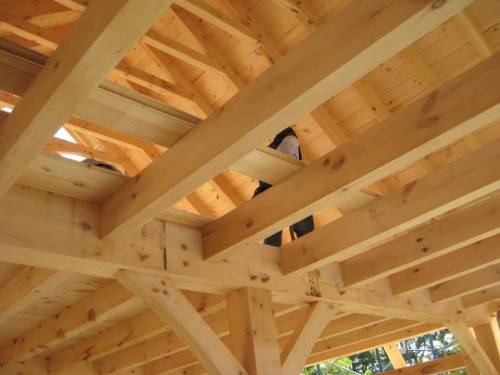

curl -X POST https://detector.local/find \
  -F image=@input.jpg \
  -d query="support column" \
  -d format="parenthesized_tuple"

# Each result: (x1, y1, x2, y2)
(383, 342, 406, 368)
(447, 320, 497, 374)
(473, 315, 500, 372)
(227, 287, 281, 375)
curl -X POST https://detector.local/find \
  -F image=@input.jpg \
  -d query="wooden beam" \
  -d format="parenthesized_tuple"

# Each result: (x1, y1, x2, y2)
(0, 281, 138, 368)
(143, 30, 227, 77)
(116, 271, 248, 375)
(205, 54, 500, 262)
(174, 0, 258, 45)
(383, 342, 406, 369)
(0, 267, 69, 326)
(342, 192, 500, 288)
(0, 0, 174, 197)
(429, 265, 500, 303)
(0, 186, 463, 324)
(227, 288, 281, 374)
(48, 292, 224, 373)
(108, 303, 294, 374)
(101, 0, 474, 240)
(0, 43, 309, 191)
(0, 39, 197, 147)
(307, 322, 443, 366)
(143, 313, 386, 375)
(378, 354, 464, 375)
(281, 302, 337, 375)
(462, 285, 500, 308)
(52, 0, 87, 12)
(389, 232, 500, 296)
(300, 136, 500, 276)
(454, 11, 494, 59)
(171, 5, 245, 91)
(447, 320, 497, 374)
(473, 317, 500, 372)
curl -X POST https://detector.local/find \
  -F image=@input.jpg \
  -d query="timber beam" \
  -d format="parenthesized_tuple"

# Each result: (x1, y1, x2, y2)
(0, 0, 175, 197)
(100, 0, 474, 240)
(204, 53, 500, 262)
(0, 185, 466, 324)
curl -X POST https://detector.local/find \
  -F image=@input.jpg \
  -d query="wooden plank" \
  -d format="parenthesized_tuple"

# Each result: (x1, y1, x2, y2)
(48, 292, 224, 373)
(430, 265, 500, 302)
(227, 288, 281, 374)
(101, 0, 475, 241)
(389, 232, 500, 295)
(383, 342, 406, 369)
(378, 354, 464, 375)
(174, 0, 257, 45)
(116, 271, 248, 375)
(462, 285, 500, 308)
(454, 11, 494, 59)
(0, 281, 138, 368)
(273, 58, 500, 274)
(142, 30, 226, 77)
(281, 302, 337, 375)
(99, 304, 296, 374)
(342, 193, 500, 288)
(0, 0, 174, 197)
(307, 323, 443, 366)
(0, 267, 70, 326)
(0, 39, 196, 149)
(473, 317, 500, 372)
(143, 313, 386, 375)
(0, 186, 463, 324)
(447, 320, 497, 374)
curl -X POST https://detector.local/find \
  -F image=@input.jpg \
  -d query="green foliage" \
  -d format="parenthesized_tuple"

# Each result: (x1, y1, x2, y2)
(301, 329, 469, 375)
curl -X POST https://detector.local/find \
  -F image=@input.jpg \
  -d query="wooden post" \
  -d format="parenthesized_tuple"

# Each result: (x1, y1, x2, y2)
(281, 302, 337, 375)
(116, 271, 248, 375)
(473, 316, 500, 372)
(227, 287, 281, 375)
(447, 320, 497, 374)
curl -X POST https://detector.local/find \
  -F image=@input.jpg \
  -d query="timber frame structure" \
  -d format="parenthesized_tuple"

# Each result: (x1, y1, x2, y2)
(0, 0, 499, 374)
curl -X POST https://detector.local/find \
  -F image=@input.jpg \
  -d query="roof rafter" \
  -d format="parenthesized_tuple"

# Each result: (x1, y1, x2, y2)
(0, 0, 175, 197)
(101, 0, 474, 241)
(206, 55, 500, 262)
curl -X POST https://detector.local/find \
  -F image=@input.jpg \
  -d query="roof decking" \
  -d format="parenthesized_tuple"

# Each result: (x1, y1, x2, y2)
(0, 0, 499, 374)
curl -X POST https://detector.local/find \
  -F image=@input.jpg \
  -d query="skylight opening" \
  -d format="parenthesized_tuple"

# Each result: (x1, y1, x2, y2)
(54, 127, 77, 143)
(59, 153, 86, 162)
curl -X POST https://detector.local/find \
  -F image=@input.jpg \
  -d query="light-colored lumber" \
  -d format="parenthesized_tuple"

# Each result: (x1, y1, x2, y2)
(383, 342, 407, 369)
(281, 302, 337, 375)
(454, 11, 494, 59)
(473, 317, 500, 372)
(205, 53, 500, 262)
(48, 292, 224, 373)
(430, 265, 500, 302)
(0, 186, 463, 323)
(116, 271, 248, 375)
(0, 0, 174, 197)
(227, 288, 281, 375)
(447, 320, 497, 374)
(379, 354, 464, 375)
(0, 281, 137, 368)
(174, 0, 258, 45)
(0, 267, 70, 326)
(143, 313, 386, 375)
(143, 30, 226, 77)
(306, 322, 443, 366)
(390, 232, 500, 295)
(342, 193, 500, 288)
(0, 43, 315, 195)
(101, 0, 474, 241)
(462, 285, 500, 308)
